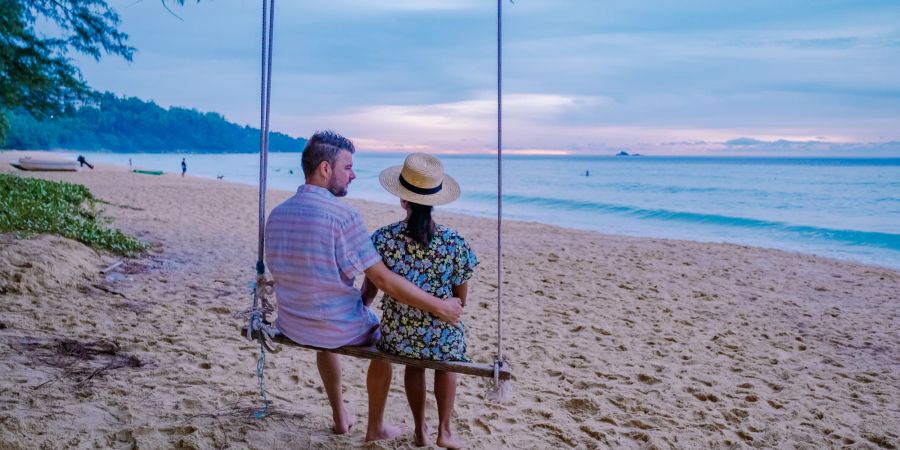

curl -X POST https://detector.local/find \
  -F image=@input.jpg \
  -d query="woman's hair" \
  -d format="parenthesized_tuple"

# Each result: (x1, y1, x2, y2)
(405, 201, 436, 247)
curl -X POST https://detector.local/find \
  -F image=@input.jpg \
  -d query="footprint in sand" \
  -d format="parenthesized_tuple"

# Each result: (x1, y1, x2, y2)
(599, 415, 617, 426)
(736, 429, 755, 442)
(625, 418, 654, 430)
(563, 397, 600, 415)
(534, 423, 577, 446)
(636, 374, 661, 385)
(686, 387, 720, 402)
(580, 425, 606, 442)
(472, 417, 492, 434)
(523, 407, 553, 420)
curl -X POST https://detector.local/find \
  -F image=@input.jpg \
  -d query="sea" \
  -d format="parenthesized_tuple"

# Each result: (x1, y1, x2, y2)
(62, 151, 900, 270)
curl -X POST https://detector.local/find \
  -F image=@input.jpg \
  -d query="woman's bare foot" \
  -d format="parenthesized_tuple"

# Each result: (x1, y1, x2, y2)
(436, 430, 463, 449)
(332, 407, 355, 435)
(413, 424, 430, 446)
(365, 423, 404, 442)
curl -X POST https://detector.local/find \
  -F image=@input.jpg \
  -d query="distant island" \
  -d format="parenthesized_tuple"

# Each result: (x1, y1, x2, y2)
(615, 151, 642, 156)
(2, 92, 307, 153)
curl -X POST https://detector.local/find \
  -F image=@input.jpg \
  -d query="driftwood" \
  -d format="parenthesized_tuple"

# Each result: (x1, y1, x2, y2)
(100, 260, 124, 274)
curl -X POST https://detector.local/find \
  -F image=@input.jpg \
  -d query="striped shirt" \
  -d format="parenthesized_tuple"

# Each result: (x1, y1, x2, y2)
(265, 184, 382, 348)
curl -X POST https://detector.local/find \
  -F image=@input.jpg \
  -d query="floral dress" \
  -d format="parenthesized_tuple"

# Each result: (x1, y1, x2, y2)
(372, 222, 478, 362)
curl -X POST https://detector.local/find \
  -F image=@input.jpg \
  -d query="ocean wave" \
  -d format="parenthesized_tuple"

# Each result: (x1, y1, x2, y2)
(467, 192, 900, 250)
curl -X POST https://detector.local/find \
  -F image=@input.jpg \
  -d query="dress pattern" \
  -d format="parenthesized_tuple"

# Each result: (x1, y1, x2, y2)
(372, 222, 478, 362)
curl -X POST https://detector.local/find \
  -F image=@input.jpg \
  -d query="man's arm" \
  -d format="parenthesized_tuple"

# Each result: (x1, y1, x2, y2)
(363, 261, 463, 325)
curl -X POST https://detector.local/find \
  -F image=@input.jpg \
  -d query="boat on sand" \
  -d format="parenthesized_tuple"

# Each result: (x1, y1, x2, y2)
(11, 157, 79, 171)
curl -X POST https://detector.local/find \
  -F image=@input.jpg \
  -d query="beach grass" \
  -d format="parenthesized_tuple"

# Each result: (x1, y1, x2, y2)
(0, 173, 147, 256)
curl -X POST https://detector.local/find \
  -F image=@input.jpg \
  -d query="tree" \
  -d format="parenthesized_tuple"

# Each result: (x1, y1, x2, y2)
(0, 0, 140, 144)
(0, 113, 7, 145)
(3, 93, 307, 152)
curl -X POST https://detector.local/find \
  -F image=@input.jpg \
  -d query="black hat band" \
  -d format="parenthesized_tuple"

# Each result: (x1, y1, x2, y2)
(399, 174, 443, 195)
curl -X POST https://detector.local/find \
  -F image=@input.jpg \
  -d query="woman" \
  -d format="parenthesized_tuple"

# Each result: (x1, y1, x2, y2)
(362, 153, 478, 449)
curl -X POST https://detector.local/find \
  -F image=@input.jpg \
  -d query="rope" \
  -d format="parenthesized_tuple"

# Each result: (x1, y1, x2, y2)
(254, 340, 269, 419)
(255, 0, 270, 284)
(486, 0, 513, 403)
(254, 0, 275, 308)
(261, 0, 276, 254)
(250, 0, 276, 419)
(495, 0, 505, 369)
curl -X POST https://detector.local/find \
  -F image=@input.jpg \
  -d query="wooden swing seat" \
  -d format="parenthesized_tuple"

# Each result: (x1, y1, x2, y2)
(242, 327, 512, 380)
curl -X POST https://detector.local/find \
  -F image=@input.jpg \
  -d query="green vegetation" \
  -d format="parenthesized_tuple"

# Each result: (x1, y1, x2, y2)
(0, 0, 138, 143)
(1, 1, 301, 152)
(0, 174, 148, 256)
(3, 92, 307, 152)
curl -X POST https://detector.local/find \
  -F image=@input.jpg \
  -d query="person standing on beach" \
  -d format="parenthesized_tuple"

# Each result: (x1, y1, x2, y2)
(181, 158, 187, 177)
(76, 155, 94, 169)
(265, 130, 464, 442)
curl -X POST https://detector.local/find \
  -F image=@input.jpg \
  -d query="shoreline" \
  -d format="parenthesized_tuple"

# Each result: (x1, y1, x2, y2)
(2, 150, 899, 448)
(5, 149, 898, 272)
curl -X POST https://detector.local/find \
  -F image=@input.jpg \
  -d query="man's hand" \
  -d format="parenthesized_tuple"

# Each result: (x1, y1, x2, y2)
(364, 262, 465, 326)
(435, 297, 463, 325)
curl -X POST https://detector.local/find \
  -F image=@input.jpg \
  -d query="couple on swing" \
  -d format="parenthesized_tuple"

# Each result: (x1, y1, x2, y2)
(265, 130, 478, 448)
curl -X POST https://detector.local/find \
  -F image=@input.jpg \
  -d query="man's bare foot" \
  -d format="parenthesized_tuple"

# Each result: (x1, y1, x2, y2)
(332, 407, 355, 435)
(364, 423, 404, 442)
(413, 424, 430, 447)
(436, 431, 463, 449)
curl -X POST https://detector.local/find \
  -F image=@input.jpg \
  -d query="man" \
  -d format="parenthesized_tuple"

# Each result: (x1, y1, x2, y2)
(265, 130, 463, 442)
(181, 158, 187, 177)
(76, 154, 94, 169)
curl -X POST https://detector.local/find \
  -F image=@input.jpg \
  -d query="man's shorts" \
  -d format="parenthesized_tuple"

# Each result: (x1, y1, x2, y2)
(344, 323, 382, 347)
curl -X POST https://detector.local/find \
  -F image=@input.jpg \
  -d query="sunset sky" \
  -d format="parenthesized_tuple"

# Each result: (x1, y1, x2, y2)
(73, 0, 900, 156)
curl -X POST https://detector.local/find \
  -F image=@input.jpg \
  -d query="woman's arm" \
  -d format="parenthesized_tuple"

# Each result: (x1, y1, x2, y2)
(452, 282, 468, 307)
(361, 277, 378, 307)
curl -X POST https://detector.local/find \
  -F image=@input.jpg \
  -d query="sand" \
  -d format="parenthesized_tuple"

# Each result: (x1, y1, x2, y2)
(1, 150, 898, 449)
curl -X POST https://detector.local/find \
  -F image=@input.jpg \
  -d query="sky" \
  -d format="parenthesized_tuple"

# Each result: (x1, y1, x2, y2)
(70, 0, 900, 156)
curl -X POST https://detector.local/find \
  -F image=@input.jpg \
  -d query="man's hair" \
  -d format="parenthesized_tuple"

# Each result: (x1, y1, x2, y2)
(301, 130, 356, 178)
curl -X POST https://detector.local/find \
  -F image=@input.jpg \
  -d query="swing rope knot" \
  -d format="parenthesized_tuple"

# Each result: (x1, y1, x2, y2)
(234, 274, 280, 352)
(484, 358, 513, 403)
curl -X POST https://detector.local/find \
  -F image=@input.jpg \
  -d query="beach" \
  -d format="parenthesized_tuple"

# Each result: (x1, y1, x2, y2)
(1, 150, 898, 448)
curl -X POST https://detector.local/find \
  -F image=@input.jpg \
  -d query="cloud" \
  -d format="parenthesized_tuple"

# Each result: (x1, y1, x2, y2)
(721, 138, 900, 156)
(309, 93, 616, 152)
(776, 37, 860, 49)
(330, 0, 484, 12)
(61, 0, 900, 156)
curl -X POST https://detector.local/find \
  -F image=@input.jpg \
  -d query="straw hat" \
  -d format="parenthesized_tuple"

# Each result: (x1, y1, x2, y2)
(379, 153, 460, 206)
